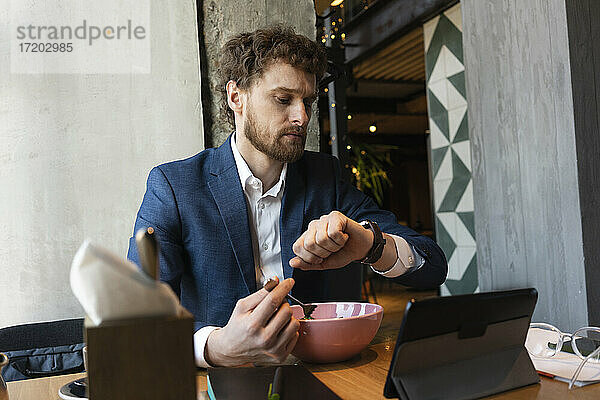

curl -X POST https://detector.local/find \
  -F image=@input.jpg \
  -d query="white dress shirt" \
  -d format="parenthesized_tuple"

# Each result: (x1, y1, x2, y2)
(193, 134, 424, 367)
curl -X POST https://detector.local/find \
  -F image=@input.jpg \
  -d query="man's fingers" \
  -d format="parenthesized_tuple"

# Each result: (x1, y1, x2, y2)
(285, 331, 300, 353)
(315, 219, 346, 252)
(327, 217, 349, 247)
(251, 278, 295, 324)
(290, 212, 356, 271)
(304, 228, 333, 258)
(235, 287, 270, 313)
(309, 218, 345, 253)
(268, 318, 300, 362)
(292, 234, 324, 264)
(272, 317, 300, 356)
(263, 302, 294, 338)
(293, 214, 349, 263)
(291, 254, 348, 271)
(289, 256, 323, 270)
(320, 252, 353, 270)
(234, 276, 281, 314)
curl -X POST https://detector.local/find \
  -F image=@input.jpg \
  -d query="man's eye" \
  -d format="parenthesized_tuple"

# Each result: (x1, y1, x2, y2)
(276, 97, 290, 104)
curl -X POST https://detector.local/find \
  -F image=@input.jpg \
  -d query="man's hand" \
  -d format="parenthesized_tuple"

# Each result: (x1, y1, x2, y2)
(289, 211, 376, 270)
(204, 278, 300, 367)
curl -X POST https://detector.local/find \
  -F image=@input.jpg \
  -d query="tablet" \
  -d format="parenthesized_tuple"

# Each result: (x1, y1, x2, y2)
(384, 288, 539, 399)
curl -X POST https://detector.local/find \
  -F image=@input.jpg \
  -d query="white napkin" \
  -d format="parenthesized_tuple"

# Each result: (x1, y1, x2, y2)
(70, 240, 180, 326)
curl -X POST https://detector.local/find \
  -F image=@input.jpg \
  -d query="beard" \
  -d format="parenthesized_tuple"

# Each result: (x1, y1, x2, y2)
(243, 106, 306, 163)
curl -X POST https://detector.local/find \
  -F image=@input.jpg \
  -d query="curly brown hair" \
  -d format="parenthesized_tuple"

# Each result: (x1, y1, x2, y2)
(217, 24, 327, 129)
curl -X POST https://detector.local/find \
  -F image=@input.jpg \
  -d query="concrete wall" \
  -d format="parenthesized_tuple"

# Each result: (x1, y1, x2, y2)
(462, 0, 588, 330)
(199, 0, 320, 150)
(0, 0, 204, 327)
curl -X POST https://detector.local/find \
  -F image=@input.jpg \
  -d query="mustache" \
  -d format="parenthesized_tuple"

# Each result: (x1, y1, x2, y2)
(281, 126, 306, 135)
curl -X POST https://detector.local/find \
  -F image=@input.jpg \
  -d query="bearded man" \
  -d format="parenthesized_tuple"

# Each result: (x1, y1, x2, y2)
(127, 25, 447, 368)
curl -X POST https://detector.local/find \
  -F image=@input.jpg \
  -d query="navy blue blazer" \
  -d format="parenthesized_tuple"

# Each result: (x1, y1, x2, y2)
(127, 135, 447, 330)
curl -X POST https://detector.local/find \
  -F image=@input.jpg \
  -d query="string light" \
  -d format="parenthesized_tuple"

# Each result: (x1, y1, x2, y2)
(369, 123, 377, 133)
(341, 33, 346, 40)
(346, 145, 352, 150)
(331, 34, 335, 39)
(324, 88, 328, 92)
(347, 114, 352, 120)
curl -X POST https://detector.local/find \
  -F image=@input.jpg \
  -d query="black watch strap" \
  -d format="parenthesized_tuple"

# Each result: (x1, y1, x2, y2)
(359, 220, 386, 264)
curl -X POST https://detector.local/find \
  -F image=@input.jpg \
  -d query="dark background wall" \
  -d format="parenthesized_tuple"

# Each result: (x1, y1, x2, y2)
(565, 0, 600, 326)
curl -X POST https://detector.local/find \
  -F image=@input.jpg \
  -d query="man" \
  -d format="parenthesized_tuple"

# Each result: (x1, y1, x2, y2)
(128, 25, 447, 368)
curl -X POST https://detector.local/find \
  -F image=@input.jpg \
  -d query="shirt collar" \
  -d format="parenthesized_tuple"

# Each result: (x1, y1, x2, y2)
(231, 132, 287, 198)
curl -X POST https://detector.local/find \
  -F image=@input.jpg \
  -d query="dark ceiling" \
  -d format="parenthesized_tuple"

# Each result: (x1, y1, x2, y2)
(322, 26, 428, 141)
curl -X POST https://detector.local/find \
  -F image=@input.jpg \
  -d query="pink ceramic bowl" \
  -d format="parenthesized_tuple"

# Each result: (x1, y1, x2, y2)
(291, 302, 383, 363)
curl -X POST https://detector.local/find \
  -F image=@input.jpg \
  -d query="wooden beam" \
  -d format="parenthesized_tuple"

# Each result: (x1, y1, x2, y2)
(353, 78, 425, 86)
(345, 0, 459, 64)
(345, 96, 425, 114)
(353, 39, 423, 78)
(348, 133, 428, 147)
(364, 43, 424, 79)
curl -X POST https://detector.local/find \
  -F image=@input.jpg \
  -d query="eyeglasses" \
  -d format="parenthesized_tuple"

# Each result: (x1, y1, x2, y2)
(525, 322, 600, 389)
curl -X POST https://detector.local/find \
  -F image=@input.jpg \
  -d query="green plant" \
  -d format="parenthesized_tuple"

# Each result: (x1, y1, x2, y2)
(347, 139, 398, 207)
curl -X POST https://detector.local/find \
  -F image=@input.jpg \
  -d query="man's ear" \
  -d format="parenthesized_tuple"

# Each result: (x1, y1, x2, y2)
(226, 80, 244, 115)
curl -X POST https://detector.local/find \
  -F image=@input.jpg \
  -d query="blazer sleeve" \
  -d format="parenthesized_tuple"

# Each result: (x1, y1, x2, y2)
(331, 157, 448, 288)
(127, 166, 186, 298)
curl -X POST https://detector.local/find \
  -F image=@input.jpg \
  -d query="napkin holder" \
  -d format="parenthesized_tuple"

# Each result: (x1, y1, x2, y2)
(85, 309, 196, 400)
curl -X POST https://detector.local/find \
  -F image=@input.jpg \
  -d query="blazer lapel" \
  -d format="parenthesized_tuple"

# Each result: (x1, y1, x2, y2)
(207, 136, 256, 294)
(280, 160, 306, 280)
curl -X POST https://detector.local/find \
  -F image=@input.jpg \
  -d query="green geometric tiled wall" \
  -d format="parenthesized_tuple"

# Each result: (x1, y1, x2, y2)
(424, 4, 478, 296)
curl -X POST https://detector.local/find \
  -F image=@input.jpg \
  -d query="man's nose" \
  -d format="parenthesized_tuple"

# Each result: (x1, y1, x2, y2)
(290, 102, 310, 127)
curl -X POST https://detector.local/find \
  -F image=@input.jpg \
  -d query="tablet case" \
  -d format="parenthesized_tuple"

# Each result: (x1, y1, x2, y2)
(384, 288, 539, 400)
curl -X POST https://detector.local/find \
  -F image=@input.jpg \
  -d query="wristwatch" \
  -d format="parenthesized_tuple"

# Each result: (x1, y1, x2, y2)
(358, 220, 386, 265)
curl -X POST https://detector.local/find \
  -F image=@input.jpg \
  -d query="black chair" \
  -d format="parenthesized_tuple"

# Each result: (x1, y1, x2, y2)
(0, 318, 85, 382)
(362, 264, 378, 304)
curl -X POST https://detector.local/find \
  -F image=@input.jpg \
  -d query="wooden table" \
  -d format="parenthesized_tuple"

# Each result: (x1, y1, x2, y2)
(7, 339, 600, 400)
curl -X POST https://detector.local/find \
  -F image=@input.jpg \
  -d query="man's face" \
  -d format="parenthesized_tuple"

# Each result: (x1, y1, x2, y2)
(242, 61, 317, 163)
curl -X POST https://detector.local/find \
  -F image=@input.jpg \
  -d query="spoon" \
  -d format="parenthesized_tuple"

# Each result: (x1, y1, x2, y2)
(263, 279, 317, 319)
